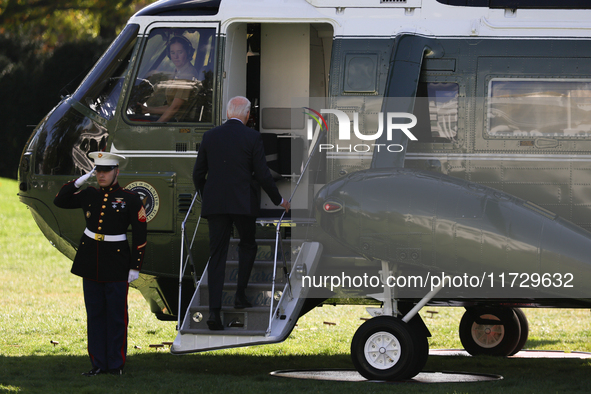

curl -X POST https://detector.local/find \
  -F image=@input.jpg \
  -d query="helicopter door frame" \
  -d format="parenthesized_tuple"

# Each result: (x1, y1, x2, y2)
(220, 20, 335, 217)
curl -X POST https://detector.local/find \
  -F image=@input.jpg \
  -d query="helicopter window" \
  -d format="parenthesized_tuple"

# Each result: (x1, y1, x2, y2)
(33, 25, 138, 176)
(343, 53, 378, 94)
(127, 28, 216, 124)
(73, 24, 139, 121)
(412, 82, 458, 143)
(488, 79, 591, 137)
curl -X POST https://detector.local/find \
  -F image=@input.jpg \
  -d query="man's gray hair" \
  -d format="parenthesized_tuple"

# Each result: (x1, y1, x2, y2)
(227, 96, 251, 119)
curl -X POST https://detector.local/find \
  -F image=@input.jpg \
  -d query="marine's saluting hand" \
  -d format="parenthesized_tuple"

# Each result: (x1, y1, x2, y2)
(74, 167, 96, 188)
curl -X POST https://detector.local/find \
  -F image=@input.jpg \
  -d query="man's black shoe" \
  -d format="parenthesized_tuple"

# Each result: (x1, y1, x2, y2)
(234, 294, 252, 309)
(82, 367, 105, 377)
(207, 311, 224, 330)
(108, 369, 123, 375)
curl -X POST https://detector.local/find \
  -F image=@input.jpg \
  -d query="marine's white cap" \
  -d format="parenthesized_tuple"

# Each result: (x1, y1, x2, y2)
(88, 152, 126, 170)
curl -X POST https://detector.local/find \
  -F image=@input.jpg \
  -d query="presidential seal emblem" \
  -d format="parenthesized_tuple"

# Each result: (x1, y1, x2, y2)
(125, 181, 159, 222)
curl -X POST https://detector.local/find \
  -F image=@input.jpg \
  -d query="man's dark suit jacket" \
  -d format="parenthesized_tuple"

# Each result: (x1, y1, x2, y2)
(192, 119, 282, 218)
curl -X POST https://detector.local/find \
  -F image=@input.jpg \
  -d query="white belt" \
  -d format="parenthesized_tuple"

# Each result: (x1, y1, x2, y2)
(84, 228, 127, 242)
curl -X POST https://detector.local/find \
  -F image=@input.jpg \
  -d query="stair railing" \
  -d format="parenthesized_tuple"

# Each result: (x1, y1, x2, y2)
(177, 192, 204, 331)
(267, 126, 327, 334)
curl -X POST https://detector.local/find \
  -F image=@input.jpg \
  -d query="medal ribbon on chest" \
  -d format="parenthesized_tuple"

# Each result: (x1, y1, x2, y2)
(111, 198, 126, 209)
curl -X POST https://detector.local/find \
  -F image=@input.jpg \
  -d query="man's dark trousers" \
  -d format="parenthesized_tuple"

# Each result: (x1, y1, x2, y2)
(207, 214, 257, 310)
(83, 279, 128, 370)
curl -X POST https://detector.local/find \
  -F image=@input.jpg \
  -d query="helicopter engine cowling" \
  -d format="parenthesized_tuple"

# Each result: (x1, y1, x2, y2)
(314, 168, 591, 299)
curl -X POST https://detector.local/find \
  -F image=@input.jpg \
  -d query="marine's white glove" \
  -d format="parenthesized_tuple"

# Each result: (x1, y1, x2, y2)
(128, 269, 140, 283)
(74, 167, 96, 188)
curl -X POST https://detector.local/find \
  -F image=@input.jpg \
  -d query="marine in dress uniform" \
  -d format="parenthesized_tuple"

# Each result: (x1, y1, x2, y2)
(54, 152, 147, 376)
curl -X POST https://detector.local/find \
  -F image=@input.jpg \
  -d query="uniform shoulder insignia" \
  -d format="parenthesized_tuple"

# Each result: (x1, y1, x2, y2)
(138, 206, 147, 223)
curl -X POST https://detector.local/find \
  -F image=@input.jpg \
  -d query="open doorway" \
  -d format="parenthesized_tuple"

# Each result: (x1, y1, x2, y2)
(224, 22, 334, 216)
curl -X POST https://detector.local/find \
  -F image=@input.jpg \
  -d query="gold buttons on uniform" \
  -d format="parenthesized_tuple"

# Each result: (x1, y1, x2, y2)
(98, 227, 102, 231)
(99, 219, 103, 223)
(102, 205, 106, 209)
(101, 212, 104, 216)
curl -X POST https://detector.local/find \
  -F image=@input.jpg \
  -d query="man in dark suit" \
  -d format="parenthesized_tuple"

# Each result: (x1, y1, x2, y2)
(54, 152, 147, 376)
(193, 96, 290, 330)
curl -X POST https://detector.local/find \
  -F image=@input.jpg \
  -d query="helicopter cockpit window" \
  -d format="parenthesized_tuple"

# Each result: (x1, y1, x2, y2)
(488, 79, 591, 137)
(32, 25, 138, 176)
(126, 28, 216, 123)
(73, 24, 139, 121)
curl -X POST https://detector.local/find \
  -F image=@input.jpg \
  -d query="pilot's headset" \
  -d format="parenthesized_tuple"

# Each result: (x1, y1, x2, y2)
(167, 36, 195, 60)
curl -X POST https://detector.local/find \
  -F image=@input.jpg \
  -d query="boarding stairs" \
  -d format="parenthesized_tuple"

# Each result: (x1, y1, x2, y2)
(172, 125, 327, 354)
(172, 220, 322, 353)
(180, 238, 283, 336)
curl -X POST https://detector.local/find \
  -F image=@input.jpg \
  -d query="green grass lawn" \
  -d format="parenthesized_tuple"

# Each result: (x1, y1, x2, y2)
(2, 177, 591, 393)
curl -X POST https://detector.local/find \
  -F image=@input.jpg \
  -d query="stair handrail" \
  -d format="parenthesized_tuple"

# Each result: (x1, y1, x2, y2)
(267, 126, 327, 334)
(178, 192, 202, 331)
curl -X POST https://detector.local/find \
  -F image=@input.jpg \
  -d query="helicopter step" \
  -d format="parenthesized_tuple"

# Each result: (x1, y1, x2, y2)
(225, 237, 293, 263)
(181, 305, 271, 336)
(181, 281, 284, 336)
(219, 260, 277, 284)
(171, 241, 323, 354)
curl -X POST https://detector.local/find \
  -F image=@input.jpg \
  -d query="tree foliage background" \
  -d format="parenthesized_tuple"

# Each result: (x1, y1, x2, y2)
(0, 0, 152, 179)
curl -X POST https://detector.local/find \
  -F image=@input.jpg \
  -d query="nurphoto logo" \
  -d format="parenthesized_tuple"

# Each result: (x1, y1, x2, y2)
(304, 108, 418, 152)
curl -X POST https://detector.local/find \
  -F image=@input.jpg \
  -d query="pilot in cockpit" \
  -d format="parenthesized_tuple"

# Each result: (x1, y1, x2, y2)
(138, 35, 202, 122)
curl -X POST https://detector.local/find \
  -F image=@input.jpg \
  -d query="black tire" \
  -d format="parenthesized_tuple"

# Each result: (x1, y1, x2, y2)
(459, 307, 521, 357)
(406, 328, 429, 378)
(351, 316, 425, 381)
(508, 308, 529, 356)
(402, 311, 430, 378)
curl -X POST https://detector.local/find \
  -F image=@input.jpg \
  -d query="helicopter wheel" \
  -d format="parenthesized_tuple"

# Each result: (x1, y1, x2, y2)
(459, 307, 521, 357)
(351, 316, 428, 381)
(508, 308, 529, 356)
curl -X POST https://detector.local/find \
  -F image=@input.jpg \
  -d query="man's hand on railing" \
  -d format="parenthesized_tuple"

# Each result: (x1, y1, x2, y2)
(280, 199, 290, 213)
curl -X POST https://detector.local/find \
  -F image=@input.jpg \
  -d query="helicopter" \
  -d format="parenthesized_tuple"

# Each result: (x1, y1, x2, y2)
(17, 0, 591, 381)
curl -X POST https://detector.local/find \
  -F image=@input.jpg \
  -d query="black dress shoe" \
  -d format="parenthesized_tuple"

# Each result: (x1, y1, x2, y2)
(108, 368, 123, 375)
(82, 367, 105, 377)
(207, 311, 224, 330)
(234, 294, 252, 309)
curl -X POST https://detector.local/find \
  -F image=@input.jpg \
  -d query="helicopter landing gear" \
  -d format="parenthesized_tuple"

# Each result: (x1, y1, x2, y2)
(350, 261, 439, 381)
(351, 315, 428, 381)
(459, 306, 528, 357)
